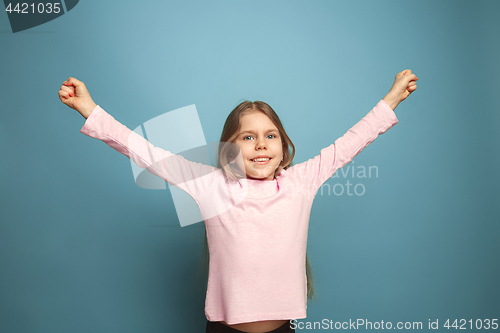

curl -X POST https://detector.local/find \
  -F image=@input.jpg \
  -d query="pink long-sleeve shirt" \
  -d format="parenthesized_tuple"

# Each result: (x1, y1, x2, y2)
(80, 100, 398, 325)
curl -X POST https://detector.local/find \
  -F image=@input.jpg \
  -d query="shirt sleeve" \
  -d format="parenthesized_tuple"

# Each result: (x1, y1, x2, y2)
(285, 99, 399, 190)
(79, 105, 216, 205)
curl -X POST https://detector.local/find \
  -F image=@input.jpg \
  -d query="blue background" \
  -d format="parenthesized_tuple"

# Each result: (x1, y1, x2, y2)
(1, 0, 499, 332)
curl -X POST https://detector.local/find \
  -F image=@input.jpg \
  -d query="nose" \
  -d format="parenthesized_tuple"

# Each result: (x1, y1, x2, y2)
(256, 139, 267, 150)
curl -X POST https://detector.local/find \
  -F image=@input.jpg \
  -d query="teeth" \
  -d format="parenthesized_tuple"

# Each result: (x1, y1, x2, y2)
(253, 158, 270, 162)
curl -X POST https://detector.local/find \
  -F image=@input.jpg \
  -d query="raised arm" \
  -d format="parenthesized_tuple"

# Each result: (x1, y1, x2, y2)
(58, 77, 216, 201)
(329, 98, 399, 174)
(285, 69, 419, 189)
(333, 69, 419, 170)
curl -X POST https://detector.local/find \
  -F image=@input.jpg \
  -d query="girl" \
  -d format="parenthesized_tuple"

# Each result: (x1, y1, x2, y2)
(58, 70, 418, 333)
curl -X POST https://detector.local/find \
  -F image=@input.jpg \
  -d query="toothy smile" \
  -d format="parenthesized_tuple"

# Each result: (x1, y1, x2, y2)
(251, 158, 271, 162)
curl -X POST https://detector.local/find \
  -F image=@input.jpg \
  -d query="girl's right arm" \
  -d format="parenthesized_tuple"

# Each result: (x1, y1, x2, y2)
(58, 77, 216, 203)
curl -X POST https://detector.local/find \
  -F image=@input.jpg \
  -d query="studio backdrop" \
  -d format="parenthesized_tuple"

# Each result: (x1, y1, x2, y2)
(1, 0, 499, 332)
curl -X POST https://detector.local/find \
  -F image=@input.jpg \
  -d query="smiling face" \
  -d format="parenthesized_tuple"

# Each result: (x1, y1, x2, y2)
(233, 110, 284, 181)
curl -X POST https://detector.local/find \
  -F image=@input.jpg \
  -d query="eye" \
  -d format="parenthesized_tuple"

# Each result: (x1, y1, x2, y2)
(243, 135, 253, 140)
(267, 134, 277, 139)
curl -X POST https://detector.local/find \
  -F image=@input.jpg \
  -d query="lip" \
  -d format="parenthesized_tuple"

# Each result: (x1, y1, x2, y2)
(250, 156, 272, 165)
(251, 155, 271, 160)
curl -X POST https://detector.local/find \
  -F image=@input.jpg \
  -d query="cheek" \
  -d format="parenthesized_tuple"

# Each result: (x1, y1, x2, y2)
(239, 146, 252, 161)
(275, 143, 284, 156)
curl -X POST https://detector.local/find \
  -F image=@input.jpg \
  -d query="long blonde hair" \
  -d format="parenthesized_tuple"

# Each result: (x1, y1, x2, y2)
(196, 100, 316, 301)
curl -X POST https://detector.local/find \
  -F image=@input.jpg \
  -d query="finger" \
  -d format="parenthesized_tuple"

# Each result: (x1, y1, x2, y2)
(60, 85, 75, 96)
(67, 77, 85, 88)
(60, 86, 74, 97)
(59, 90, 69, 100)
(64, 77, 76, 87)
(66, 85, 76, 94)
(63, 79, 75, 86)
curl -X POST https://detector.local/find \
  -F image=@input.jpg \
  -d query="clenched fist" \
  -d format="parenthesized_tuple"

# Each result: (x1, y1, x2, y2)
(383, 69, 419, 110)
(58, 77, 97, 119)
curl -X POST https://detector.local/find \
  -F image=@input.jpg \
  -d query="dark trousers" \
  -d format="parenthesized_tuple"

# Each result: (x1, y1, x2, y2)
(206, 320, 295, 333)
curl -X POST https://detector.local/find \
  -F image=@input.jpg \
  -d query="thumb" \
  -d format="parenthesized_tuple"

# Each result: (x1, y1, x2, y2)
(398, 71, 418, 84)
(399, 69, 412, 76)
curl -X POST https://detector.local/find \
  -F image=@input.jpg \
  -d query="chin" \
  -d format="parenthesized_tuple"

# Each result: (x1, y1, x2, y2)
(247, 175, 267, 180)
(249, 172, 276, 181)
(244, 163, 279, 181)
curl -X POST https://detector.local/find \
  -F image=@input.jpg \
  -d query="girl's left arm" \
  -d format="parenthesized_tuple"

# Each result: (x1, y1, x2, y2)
(320, 69, 419, 184)
(286, 69, 418, 189)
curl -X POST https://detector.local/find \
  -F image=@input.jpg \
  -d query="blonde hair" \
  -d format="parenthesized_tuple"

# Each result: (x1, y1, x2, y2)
(196, 100, 316, 302)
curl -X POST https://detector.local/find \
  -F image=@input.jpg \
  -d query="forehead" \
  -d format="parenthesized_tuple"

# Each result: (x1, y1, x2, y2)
(238, 111, 278, 132)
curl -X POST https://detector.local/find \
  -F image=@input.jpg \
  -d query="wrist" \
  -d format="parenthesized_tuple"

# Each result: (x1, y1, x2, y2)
(80, 101, 97, 119)
(383, 92, 400, 111)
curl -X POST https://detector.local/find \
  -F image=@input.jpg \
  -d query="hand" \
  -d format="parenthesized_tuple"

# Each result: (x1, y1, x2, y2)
(383, 69, 419, 110)
(58, 77, 97, 119)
